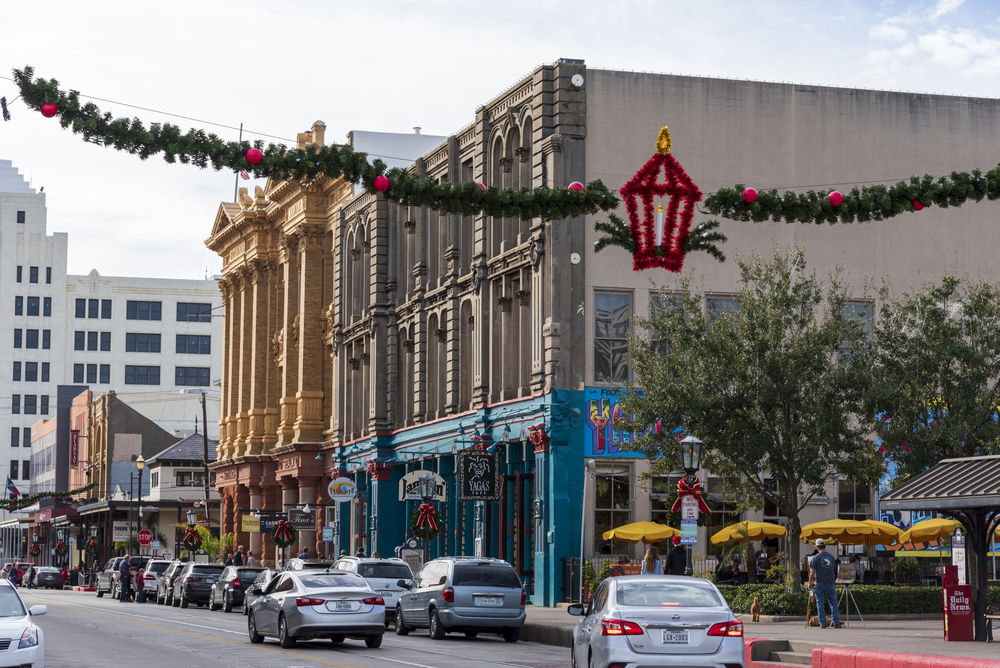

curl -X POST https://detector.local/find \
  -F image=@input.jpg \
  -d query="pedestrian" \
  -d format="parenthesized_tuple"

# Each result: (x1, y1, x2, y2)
(135, 568, 147, 603)
(25, 564, 36, 590)
(245, 551, 255, 567)
(60, 566, 68, 586)
(853, 554, 866, 583)
(371, 551, 382, 559)
(225, 553, 234, 566)
(355, 547, 366, 558)
(339, 550, 348, 557)
(612, 556, 628, 577)
(640, 547, 662, 575)
(233, 545, 245, 566)
(808, 539, 842, 629)
(118, 555, 131, 603)
(297, 546, 311, 559)
(801, 549, 817, 585)
(664, 536, 687, 575)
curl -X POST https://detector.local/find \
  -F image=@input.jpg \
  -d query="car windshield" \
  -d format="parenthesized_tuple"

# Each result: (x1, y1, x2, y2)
(616, 582, 722, 607)
(237, 568, 264, 578)
(359, 563, 412, 579)
(298, 562, 334, 570)
(452, 565, 521, 589)
(0, 589, 25, 617)
(147, 563, 169, 575)
(191, 566, 224, 576)
(298, 573, 367, 589)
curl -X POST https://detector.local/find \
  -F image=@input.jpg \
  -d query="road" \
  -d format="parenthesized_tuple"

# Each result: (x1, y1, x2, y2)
(20, 588, 571, 668)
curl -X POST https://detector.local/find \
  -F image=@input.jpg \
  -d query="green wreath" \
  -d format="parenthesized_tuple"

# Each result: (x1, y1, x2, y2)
(181, 527, 203, 551)
(272, 520, 297, 549)
(54, 541, 68, 556)
(410, 506, 443, 541)
(28, 544, 40, 557)
(85, 539, 99, 553)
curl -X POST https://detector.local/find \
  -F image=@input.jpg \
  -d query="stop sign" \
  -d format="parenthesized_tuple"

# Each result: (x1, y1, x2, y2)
(137, 529, 153, 547)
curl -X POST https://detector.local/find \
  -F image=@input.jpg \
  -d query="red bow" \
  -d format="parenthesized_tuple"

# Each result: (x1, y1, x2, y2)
(670, 479, 712, 514)
(274, 520, 293, 542)
(183, 527, 202, 545)
(416, 503, 437, 531)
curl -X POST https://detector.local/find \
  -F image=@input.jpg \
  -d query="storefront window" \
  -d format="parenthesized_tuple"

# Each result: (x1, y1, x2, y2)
(650, 473, 682, 534)
(594, 463, 631, 555)
(838, 479, 871, 556)
(705, 477, 742, 557)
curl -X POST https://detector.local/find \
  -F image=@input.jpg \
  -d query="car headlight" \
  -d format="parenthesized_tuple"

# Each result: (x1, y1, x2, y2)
(18, 626, 37, 649)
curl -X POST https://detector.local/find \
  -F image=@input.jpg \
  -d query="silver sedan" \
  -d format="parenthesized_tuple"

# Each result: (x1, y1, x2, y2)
(568, 575, 745, 668)
(247, 570, 385, 649)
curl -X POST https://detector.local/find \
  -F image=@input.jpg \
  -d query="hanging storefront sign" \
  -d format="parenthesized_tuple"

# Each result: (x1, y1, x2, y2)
(70, 430, 79, 466)
(328, 477, 358, 503)
(287, 508, 317, 531)
(583, 388, 661, 457)
(257, 513, 284, 534)
(112, 521, 130, 541)
(241, 514, 260, 533)
(952, 528, 966, 585)
(399, 471, 447, 502)
(459, 451, 500, 501)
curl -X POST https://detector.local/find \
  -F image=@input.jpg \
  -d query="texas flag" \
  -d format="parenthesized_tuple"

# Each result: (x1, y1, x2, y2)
(5, 477, 19, 499)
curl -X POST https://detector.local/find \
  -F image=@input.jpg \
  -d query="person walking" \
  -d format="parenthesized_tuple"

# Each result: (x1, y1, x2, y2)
(233, 546, 245, 566)
(118, 556, 131, 603)
(297, 547, 311, 559)
(135, 568, 147, 604)
(664, 536, 688, 575)
(245, 551, 255, 567)
(808, 539, 842, 628)
(225, 553, 234, 566)
(640, 547, 662, 575)
(25, 565, 36, 590)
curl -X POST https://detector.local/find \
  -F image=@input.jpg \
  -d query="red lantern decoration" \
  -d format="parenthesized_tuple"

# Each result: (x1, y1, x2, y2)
(743, 188, 758, 204)
(246, 148, 263, 165)
(476, 182, 487, 190)
(828, 191, 844, 207)
(40, 103, 58, 118)
(912, 199, 924, 211)
(374, 175, 390, 192)
(568, 181, 585, 192)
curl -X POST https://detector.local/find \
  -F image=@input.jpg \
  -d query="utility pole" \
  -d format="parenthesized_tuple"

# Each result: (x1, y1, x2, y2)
(201, 393, 211, 523)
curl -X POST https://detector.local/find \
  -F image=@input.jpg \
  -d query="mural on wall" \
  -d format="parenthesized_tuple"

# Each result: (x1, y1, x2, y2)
(584, 388, 663, 457)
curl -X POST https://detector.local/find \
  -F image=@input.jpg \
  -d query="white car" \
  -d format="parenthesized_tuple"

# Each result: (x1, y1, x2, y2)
(0, 579, 46, 667)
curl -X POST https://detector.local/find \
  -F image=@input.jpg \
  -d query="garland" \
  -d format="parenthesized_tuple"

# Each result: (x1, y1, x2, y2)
(54, 541, 68, 556)
(181, 527, 202, 551)
(410, 504, 442, 541)
(594, 213, 727, 263)
(85, 539, 99, 553)
(28, 544, 40, 557)
(11, 66, 620, 221)
(0, 481, 98, 512)
(272, 520, 297, 548)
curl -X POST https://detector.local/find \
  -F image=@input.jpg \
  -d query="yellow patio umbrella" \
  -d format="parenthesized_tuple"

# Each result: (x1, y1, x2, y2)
(799, 519, 875, 544)
(857, 519, 904, 547)
(603, 521, 680, 544)
(711, 521, 787, 545)
(898, 518, 962, 545)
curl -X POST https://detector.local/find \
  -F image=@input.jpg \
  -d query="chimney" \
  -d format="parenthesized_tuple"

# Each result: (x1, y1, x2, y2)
(311, 121, 326, 146)
(413, 127, 421, 135)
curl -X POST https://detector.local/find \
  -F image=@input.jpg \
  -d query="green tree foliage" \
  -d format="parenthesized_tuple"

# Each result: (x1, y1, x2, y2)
(871, 274, 1000, 481)
(620, 248, 880, 590)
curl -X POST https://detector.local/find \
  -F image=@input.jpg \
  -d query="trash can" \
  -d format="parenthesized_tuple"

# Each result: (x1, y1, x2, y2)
(943, 565, 974, 641)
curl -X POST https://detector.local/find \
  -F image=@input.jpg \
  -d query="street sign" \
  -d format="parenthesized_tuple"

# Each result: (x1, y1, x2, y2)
(952, 528, 967, 585)
(398, 471, 446, 502)
(459, 452, 500, 501)
(241, 515, 260, 533)
(681, 495, 699, 521)
(137, 529, 153, 547)
(287, 508, 317, 531)
(328, 478, 358, 503)
(151, 540, 160, 550)
(681, 519, 698, 545)
(322, 527, 333, 542)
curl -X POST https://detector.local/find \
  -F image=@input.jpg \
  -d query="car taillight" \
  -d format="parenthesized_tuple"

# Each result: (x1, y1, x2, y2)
(601, 619, 644, 636)
(295, 597, 325, 607)
(442, 587, 454, 603)
(521, 589, 526, 605)
(361, 596, 385, 606)
(186, 577, 201, 582)
(232, 578, 241, 588)
(707, 621, 743, 637)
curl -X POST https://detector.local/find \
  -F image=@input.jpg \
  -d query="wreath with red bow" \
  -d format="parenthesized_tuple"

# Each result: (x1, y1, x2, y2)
(85, 539, 99, 553)
(28, 544, 40, 557)
(181, 527, 203, 551)
(54, 541, 68, 556)
(409, 503, 442, 541)
(272, 520, 297, 549)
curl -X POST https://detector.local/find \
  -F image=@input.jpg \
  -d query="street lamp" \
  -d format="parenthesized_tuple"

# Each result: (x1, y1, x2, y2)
(417, 474, 436, 565)
(679, 435, 704, 576)
(136, 455, 145, 556)
(186, 508, 198, 527)
(90, 525, 98, 539)
(56, 529, 64, 542)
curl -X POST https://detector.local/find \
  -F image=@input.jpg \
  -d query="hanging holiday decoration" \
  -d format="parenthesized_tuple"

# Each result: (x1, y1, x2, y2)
(476, 182, 487, 190)
(85, 539, 99, 554)
(272, 520, 297, 548)
(0, 97, 10, 122)
(669, 479, 712, 514)
(373, 175, 390, 192)
(410, 503, 442, 541)
(568, 181, 585, 192)
(181, 526, 202, 551)
(54, 541, 68, 556)
(245, 147, 263, 165)
(912, 199, 924, 211)
(40, 102, 57, 118)
(0, 481, 97, 512)
(11, 66, 619, 222)
(828, 191, 844, 207)
(29, 544, 40, 557)
(743, 187, 758, 204)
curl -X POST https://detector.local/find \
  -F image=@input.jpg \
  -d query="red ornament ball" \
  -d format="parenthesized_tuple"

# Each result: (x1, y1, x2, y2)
(246, 148, 263, 165)
(743, 188, 758, 204)
(912, 199, 924, 211)
(374, 175, 390, 192)
(40, 103, 58, 118)
(477, 182, 487, 191)
(567, 181, 585, 192)
(828, 191, 844, 207)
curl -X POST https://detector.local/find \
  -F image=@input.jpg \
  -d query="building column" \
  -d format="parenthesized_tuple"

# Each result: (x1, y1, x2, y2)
(298, 477, 319, 557)
(366, 460, 393, 558)
(235, 484, 251, 558)
(279, 478, 298, 564)
(248, 485, 263, 561)
(236, 265, 254, 451)
(277, 234, 300, 447)
(246, 258, 273, 456)
(294, 224, 326, 443)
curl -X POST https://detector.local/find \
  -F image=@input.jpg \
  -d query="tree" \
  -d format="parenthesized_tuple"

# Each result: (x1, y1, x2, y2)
(871, 274, 1000, 482)
(620, 248, 880, 590)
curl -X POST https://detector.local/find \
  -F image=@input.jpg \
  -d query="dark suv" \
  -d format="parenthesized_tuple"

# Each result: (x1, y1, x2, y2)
(208, 566, 265, 613)
(171, 563, 224, 608)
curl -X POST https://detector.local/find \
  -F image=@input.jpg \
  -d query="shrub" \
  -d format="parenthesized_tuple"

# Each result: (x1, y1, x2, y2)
(715, 584, 981, 616)
(893, 557, 920, 584)
(583, 560, 597, 593)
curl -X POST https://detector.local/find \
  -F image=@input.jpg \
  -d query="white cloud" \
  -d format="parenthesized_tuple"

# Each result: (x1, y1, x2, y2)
(929, 0, 965, 20)
(870, 23, 909, 42)
(918, 28, 1000, 75)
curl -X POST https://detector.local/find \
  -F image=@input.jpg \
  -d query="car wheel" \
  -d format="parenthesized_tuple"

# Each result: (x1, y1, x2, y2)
(248, 611, 264, 644)
(502, 627, 520, 643)
(394, 605, 410, 635)
(330, 635, 345, 643)
(180, 594, 189, 609)
(209, 592, 217, 611)
(111, 584, 118, 599)
(365, 634, 383, 649)
(278, 614, 297, 649)
(223, 593, 233, 613)
(464, 630, 479, 638)
(157, 591, 164, 606)
(96, 589, 104, 598)
(429, 609, 446, 640)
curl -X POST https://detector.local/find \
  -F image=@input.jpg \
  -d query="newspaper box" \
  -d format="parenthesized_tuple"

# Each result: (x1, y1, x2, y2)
(942, 565, 974, 641)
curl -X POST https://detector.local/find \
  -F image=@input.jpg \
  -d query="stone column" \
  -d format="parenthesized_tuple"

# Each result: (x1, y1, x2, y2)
(234, 485, 251, 558)
(297, 477, 319, 557)
(246, 258, 273, 456)
(499, 292, 513, 400)
(248, 485, 263, 561)
(294, 224, 326, 443)
(276, 234, 299, 447)
(237, 265, 254, 450)
(279, 477, 298, 564)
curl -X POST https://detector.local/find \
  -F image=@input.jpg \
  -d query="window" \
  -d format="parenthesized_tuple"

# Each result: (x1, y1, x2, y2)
(125, 365, 160, 385)
(101, 299, 111, 319)
(14, 297, 22, 316)
(707, 296, 739, 324)
(126, 333, 160, 353)
(177, 302, 212, 322)
(9, 461, 17, 481)
(100, 364, 110, 384)
(43, 298, 51, 317)
(9, 429, 16, 448)
(15, 267, 21, 283)
(650, 292, 684, 356)
(126, 301, 161, 321)
(42, 330, 50, 350)
(73, 364, 84, 384)
(88, 299, 98, 319)
(176, 335, 211, 355)
(100, 332, 111, 351)
(11, 362, 20, 382)
(594, 292, 631, 383)
(25, 330, 38, 349)
(87, 331, 98, 351)
(150, 472, 159, 489)
(29, 267, 38, 284)
(651, 472, 683, 528)
(705, 477, 742, 556)
(40, 396, 48, 415)
(41, 363, 49, 382)
(26, 297, 39, 317)
(23, 396, 36, 415)
(175, 367, 211, 386)
(617, 581, 721, 607)
(21, 430, 29, 449)
(594, 463, 631, 555)
(24, 363, 36, 382)
(16, 211, 24, 224)
(86, 364, 97, 384)
(21, 461, 28, 480)
(12, 330, 21, 349)
(45, 267, 51, 284)
(75, 331, 85, 351)
(75, 299, 86, 318)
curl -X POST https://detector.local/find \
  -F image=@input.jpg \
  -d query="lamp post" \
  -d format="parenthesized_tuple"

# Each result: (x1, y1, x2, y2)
(580, 458, 596, 603)
(417, 474, 435, 565)
(56, 529, 65, 568)
(136, 455, 145, 556)
(679, 435, 704, 577)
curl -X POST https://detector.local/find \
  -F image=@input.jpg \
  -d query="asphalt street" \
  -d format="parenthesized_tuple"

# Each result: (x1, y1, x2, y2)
(19, 588, 571, 668)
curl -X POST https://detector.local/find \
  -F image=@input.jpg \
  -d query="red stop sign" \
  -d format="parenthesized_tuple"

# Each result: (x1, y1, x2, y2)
(137, 529, 153, 547)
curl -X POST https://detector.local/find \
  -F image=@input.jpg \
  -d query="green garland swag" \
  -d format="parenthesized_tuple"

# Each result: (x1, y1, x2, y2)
(0, 481, 98, 512)
(12, 66, 620, 222)
(410, 507, 442, 541)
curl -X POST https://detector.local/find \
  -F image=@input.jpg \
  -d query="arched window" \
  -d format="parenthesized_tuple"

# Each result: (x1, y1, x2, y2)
(427, 312, 439, 418)
(518, 117, 533, 240)
(344, 230, 355, 324)
(460, 301, 473, 409)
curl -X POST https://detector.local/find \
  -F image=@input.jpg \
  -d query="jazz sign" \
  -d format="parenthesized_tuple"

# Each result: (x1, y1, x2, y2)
(459, 451, 500, 501)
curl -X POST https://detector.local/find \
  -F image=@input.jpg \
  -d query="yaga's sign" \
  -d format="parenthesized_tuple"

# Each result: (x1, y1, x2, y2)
(398, 471, 447, 502)
(459, 451, 500, 501)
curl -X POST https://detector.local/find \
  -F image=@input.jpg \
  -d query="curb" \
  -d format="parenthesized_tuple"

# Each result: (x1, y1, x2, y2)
(520, 622, 574, 647)
(742, 613, 943, 623)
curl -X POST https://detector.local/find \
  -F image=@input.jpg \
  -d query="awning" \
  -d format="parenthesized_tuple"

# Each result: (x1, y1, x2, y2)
(880, 454, 1000, 510)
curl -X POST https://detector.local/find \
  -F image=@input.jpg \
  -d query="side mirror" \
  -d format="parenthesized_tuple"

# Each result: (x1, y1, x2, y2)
(249, 586, 261, 594)
(396, 579, 411, 589)
(29, 605, 47, 616)
(567, 603, 585, 616)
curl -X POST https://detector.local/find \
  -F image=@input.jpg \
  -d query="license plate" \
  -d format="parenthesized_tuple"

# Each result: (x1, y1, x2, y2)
(336, 602, 352, 611)
(477, 597, 497, 606)
(380, 591, 394, 598)
(662, 630, 689, 644)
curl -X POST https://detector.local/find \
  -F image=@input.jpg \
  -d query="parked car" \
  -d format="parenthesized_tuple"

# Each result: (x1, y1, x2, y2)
(209, 566, 265, 613)
(567, 575, 745, 668)
(247, 570, 384, 648)
(281, 558, 335, 571)
(33, 567, 63, 589)
(96, 556, 149, 598)
(110, 556, 150, 599)
(332, 556, 413, 624)
(156, 561, 183, 606)
(242, 569, 278, 615)
(142, 560, 172, 596)
(0, 579, 46, 666)
(172, 563, 224, 608)
(394, 556, 525, 642)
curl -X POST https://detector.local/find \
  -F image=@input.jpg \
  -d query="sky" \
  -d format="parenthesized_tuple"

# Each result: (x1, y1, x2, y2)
(4, 0, 1000, 280)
